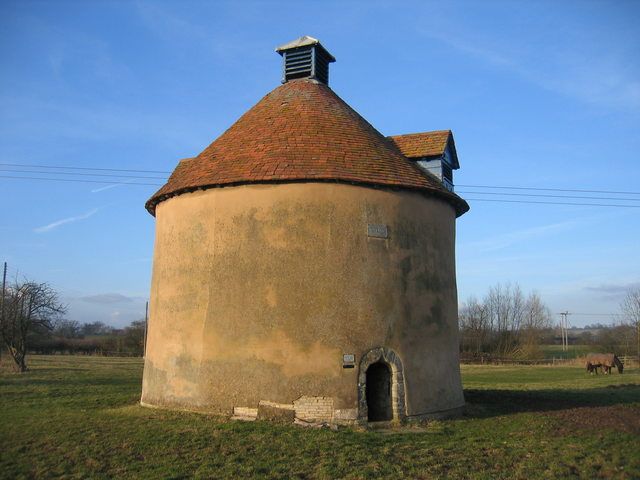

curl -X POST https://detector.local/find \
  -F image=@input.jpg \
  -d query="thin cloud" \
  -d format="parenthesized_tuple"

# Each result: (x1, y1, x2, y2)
(81, 293, 135, 304)
(462, 219, 581, 253)
(421, 28, 640, 111)
(585, 281, 640, 300)
(135, 2, 262, 63)
(91, 183, 121, 193)
(34, 208, 98, 233)
(425, 30, 513, 68)
(91, 179, 135, 193)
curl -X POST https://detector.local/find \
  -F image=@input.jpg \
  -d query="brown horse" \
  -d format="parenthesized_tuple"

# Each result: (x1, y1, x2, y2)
(586, 361, 599, 374)
(585, 353, 623, 374)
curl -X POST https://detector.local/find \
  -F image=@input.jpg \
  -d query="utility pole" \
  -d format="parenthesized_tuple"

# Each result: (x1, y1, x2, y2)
(143, 301, 149, 358)
(1, 262, 7, 363)
(559, 311, 571, 352)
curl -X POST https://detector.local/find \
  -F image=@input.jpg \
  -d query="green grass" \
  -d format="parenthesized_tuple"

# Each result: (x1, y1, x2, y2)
(1, 356, 639, 479)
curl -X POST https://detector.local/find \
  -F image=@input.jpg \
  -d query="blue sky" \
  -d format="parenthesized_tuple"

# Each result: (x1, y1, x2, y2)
(1, 1, 638, 328)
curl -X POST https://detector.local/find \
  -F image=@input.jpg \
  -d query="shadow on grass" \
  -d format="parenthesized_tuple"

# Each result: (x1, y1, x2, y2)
(463, 384, 640, 418)
(0, 376, 141, 388)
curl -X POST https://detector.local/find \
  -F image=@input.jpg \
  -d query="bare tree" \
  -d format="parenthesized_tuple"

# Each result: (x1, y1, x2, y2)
(459, 284, 552, 358)
(123, 320, 146, 356)
(486, 283, 526, 356)
(621, 287, 640, 363)
(459, 296, 490, 353)
(522, 292, 552, 330)
(0, 279, 66, 371)
(520, 292, 552, 357)
(81, 321, 113, 336)
(53, 319, 82, 339)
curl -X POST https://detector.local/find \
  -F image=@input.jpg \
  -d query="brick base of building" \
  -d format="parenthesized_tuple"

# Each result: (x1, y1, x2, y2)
(230, 398, 464, 426)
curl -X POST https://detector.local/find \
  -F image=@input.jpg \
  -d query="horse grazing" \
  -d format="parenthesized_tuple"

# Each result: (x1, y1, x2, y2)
(586, 361, 599, 375)
(585, 353, 623, 375)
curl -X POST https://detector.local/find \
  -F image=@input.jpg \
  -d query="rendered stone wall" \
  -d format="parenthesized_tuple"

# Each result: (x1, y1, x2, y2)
(141, 182, 464, 419)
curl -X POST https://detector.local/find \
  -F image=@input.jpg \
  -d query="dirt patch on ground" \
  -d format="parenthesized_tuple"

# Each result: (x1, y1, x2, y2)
(549, 404, 640, 435)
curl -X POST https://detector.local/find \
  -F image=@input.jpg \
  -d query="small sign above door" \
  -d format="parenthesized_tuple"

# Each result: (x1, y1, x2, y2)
(343, 354, 356, 369)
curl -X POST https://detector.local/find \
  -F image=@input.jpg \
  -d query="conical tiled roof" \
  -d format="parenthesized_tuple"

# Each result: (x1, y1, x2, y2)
(146, 79, 469, 216)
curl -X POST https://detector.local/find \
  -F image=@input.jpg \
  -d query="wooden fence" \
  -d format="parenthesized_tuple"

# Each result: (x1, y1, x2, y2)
(461, 355, 639, 367)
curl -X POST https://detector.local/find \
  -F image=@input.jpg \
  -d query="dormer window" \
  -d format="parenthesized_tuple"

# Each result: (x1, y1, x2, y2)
(388, 130, 460, 193)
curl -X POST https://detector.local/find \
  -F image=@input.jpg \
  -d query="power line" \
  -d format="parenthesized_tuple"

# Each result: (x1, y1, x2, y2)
(465, 198, 640, 208)
(458, 184, 640, 196)
(4, 176, 639, 204)
(0, 177, 638, 207)
(0, 169, 167, 180)
(1, 163, 639, 196)
(458, 191, 640, 202)
(0, 176, 637, 207)
(1, 163, 639, 208)
(0, 175, 162, 186)
(568, 312, 625, 316)
(3, 170, 639, 202)
(0, 162, 171, 174)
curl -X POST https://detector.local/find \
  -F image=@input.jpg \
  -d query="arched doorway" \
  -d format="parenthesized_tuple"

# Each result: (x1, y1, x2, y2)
(357, 347, 406, 422)
(366, 362, 392, 421)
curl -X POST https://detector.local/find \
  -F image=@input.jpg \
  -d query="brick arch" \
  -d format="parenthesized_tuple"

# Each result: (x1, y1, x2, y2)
(357, 347, 406, 421)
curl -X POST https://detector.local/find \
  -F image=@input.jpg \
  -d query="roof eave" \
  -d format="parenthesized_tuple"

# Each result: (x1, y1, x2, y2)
(145, 179, 469, 218)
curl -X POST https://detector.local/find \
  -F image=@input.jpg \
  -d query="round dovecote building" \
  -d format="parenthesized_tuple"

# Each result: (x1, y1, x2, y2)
(141, 36, 469, 424)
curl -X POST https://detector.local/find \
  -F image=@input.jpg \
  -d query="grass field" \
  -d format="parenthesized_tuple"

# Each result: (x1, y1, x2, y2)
(1, 356, 639, 479)
(537, 344, 628, 360)
(540, 344, 597, 359)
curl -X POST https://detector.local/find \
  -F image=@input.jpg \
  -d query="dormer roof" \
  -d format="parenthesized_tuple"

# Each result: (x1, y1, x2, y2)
(275, 35, 336, 62)
(388, 130, 460, 169)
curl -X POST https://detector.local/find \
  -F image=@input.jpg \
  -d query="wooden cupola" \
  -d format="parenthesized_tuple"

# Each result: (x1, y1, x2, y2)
(275, 36, 336, 85)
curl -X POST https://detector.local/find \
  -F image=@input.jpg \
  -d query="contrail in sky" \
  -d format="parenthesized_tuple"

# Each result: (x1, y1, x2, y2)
(34, 208, 99, 233)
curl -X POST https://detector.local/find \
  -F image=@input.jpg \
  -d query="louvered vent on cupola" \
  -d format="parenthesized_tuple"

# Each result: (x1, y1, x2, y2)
(275, 36, 336, 85)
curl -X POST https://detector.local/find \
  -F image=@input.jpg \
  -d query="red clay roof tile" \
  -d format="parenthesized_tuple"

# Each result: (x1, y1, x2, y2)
(146, 79, 468, 216)
(388, 130, 451, 159)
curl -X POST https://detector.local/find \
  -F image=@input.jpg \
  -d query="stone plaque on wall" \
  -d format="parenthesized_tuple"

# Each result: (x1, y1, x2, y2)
(343, 354, 355, 368)
(367, 224, 388, 239)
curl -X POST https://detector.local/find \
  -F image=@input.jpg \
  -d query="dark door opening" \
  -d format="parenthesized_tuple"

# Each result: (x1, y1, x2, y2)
(366, 362, 392, 421)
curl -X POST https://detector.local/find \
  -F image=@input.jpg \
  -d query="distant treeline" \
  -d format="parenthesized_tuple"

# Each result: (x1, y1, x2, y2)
(460, 324, 638, 357)
(458, 283, 639, 360)
(24, 320, 145, 356)
(557, 323, 638, 355)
